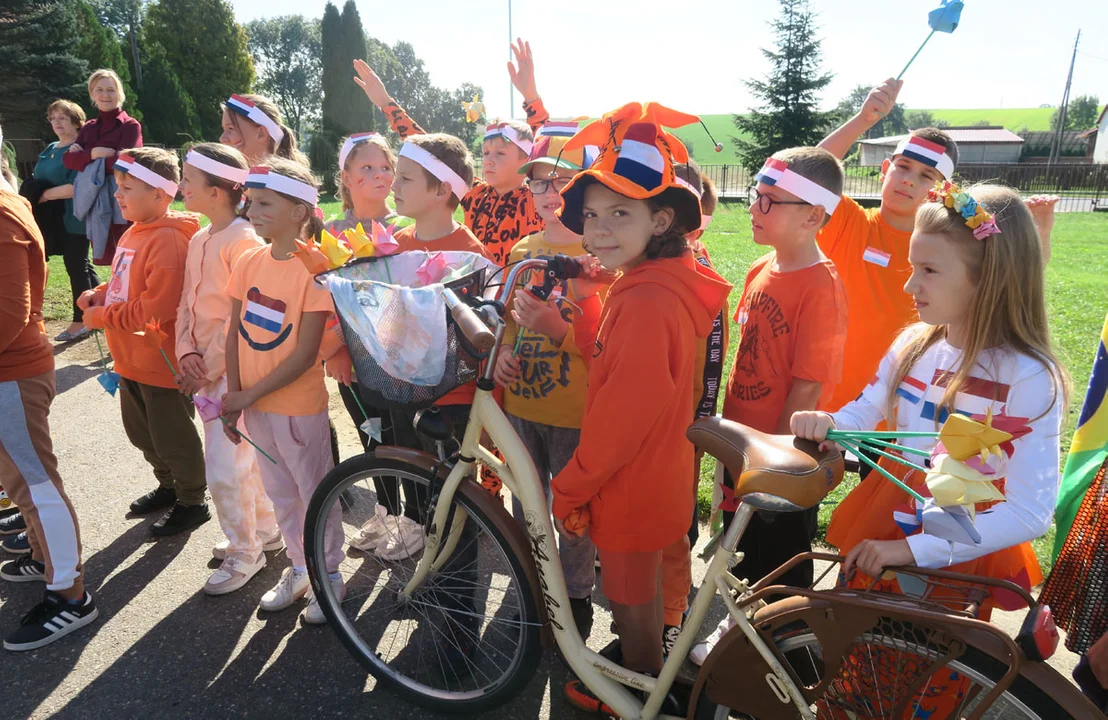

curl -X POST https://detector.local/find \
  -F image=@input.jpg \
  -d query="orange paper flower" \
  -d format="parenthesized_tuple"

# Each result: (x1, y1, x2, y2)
(288, 238, 330, 275)
(143, 318, 168, 350)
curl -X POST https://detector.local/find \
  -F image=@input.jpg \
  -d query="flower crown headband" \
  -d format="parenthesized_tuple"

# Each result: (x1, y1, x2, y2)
(927, 180, 1000, 240)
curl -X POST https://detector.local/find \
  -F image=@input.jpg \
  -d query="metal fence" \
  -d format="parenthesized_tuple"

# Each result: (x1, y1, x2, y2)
(700, 161, 1108, 213)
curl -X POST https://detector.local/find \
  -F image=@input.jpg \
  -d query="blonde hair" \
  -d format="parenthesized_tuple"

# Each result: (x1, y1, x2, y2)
(46, 99, 86, 128)
(119, 146, 180, 184)
(261, 156, 322, 243)
(886, 184, 1069, 424)
(221, 94, 307, 165)
(187, 142, 250, 218)
(405, 133, 474, 210)
(87, 69, 126, 105)
(336, 135, 396, 212)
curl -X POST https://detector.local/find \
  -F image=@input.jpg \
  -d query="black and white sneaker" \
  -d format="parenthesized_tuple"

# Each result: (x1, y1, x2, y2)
(0, 511, 25, 535)
(1, 554, 45, 583)
(2, 531, 30, 555)
(4, 590, 98, 651)
(662, 624, 682, 658)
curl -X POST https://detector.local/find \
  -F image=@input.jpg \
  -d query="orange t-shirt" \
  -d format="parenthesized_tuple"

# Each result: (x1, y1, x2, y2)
(394, 224, 489, 405)
(817, 196, 915, 411)
(227, 245, 334, 416)
(722, 253, 847, 434)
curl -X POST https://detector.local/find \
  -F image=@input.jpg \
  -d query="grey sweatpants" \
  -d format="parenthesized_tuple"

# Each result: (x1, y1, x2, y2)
(506, 413, 596, 600)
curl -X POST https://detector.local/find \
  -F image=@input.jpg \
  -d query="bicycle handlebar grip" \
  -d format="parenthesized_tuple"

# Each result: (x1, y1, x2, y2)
(547, 254, 581, 280)
(443, 288, 495, 354)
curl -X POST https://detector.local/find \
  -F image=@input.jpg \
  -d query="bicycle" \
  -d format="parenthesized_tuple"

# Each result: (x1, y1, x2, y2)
(304, 254, 1099, 719)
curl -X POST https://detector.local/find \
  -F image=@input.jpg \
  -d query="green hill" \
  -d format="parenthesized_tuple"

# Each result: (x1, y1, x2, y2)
(923, 108, 1054, 131)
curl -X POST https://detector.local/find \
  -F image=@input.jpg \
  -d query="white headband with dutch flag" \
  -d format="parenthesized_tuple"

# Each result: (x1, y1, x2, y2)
(535, 122, 579, 140)
(114, 154, 179, 197)
(226, 94, 285, 145)
(184, 149, 248, 185)
(484, 123, 533, 155)
(339, 132, 385, 170)
(245, 166, 318, 206)
(754, 158, 840, 215)
(893, 136, 954, 179)
(398, 142, 469, 200)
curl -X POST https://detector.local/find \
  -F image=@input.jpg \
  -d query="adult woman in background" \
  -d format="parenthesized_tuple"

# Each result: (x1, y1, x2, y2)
(33, 100, 100, 342)
(63, 68, 142, 266)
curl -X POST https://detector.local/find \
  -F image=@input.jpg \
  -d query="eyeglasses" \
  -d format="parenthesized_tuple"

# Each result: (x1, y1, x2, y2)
(748, 188, 810, 214)
(527, 177, 573, 195)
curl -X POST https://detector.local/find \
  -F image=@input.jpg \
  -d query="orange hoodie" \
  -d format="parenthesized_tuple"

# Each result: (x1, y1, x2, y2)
(0, 192, 52, 382)
(551, 252, 732, 552)
(84, 211, 200, 388)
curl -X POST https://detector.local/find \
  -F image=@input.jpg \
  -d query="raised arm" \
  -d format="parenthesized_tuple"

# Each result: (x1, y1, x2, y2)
(507, 38, 550, 131)
(353, 59, 426, 139)
(819, 78, 903, 160)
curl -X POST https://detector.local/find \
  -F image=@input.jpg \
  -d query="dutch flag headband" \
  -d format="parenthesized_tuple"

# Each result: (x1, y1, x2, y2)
(226, 94, 285, 145)
(184, 149, 248, 186)
(754, 158, 840, 215)
(484, 123, 533, 155)
(398, 142, 469, 200)
(245, 166, 318, 206)
(339, 132, 385, 170)
(893, 136, 954, 179)
(114, 154, 178, 198)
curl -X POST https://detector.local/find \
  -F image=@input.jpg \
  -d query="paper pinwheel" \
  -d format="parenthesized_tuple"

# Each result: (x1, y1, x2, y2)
(937, 411, 1013, 464)
(925, 453, 1006, 516)
(898, 0, 966, 79)
(360, 416, 383, 444)
(192, 394, 223, 423)
(343, 221, 400, 259)
(98, 371, 120, 396)
(142, 318, 169, 351)
(416, 252, 449, 286)
(288, 238, 330, 275)
(319, 229, 354, 269)
(461, 94, 485, 123)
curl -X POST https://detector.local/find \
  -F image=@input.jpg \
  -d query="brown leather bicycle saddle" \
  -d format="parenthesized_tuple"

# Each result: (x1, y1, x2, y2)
(687, 417, 844, 511)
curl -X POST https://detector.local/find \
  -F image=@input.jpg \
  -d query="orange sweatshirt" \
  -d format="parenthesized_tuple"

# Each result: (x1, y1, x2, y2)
(551, 253, 732, 552)
(384, 98, 548, 266)
(84, 211, 200, 388)
(0, 192, 53, 382)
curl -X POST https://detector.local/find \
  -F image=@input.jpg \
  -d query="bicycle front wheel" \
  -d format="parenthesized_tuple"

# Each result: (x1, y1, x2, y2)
(693, 618, 1087, 720)
(304, 452, 543, 713)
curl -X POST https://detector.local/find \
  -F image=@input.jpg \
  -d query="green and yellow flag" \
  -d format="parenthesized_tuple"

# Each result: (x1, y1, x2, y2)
(1053, 314, 1108, 562)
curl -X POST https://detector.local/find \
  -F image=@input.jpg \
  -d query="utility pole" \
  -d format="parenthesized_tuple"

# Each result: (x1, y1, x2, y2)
(1049, 30, 1080, 164)
(508, 0, 514, 119)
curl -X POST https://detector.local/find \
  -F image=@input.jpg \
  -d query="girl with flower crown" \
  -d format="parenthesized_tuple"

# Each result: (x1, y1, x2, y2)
(793, 182, 1069, 715)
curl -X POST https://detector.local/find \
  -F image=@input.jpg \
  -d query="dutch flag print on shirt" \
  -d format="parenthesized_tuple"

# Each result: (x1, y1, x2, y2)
(863, 246, 892, 268)
(920, 370, 1011, 423)
(240, 287, 294, 351)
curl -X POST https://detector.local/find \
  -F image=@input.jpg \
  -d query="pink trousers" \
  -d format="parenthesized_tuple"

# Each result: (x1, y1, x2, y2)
(243, 408, 343, 572)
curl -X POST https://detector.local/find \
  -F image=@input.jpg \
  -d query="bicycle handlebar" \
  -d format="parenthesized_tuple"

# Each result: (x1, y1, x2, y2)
(443, 287, 496, 353)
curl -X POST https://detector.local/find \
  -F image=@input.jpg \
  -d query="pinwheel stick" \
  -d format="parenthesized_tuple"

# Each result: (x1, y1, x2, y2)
(152, 349, 278, 465)
(852, 436, 933, 459)
(897, 29, 936, 80)
(836, 437, 928, 504)
(93, 331, 110, 371)
(827, 429, 939, 440)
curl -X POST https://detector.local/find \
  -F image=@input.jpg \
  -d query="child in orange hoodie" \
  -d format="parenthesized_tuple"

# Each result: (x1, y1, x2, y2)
(80, 147, 208, 537)
(550, 103, 731, 709)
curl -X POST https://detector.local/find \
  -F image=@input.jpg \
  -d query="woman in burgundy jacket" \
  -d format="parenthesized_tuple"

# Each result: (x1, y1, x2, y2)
(62, 69, 142, 264)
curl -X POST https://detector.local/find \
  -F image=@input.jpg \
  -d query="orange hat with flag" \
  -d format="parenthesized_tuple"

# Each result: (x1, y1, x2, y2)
(557, 102, 702, 235)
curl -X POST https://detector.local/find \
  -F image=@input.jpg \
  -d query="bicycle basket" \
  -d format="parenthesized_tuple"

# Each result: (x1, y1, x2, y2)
(322, 251, 495, 411)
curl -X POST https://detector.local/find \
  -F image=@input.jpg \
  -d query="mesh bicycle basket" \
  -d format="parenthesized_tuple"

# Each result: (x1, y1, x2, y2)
(321, 250, 496, 411)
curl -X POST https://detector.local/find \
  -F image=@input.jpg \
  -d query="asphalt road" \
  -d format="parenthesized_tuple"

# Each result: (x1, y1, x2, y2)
(0, 329, 1080, 719)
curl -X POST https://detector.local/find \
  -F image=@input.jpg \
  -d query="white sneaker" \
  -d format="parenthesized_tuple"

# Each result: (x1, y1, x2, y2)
(375, 515, 426, 562)
(259, 567, 310, 612)
(203, 554, 266, 596)
(350, 505, 391, 553)
(212, 530, 284, 561)
(689, 614, 737, 666)
(303, 575, 346, 625)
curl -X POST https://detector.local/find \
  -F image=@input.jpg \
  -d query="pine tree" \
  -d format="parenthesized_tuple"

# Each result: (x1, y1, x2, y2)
(338, 1, 373, 135)
(319, 2, 343, 138)
(135, 38, 200, 146)
(0, 0, 87, 134)
(74, 0, 140, 120)
(145, 0, 254, 141)
(734, 0, 834, 171)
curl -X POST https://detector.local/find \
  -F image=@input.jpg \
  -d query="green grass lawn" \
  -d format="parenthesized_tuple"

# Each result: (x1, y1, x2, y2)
(46, 203, 1106, 571)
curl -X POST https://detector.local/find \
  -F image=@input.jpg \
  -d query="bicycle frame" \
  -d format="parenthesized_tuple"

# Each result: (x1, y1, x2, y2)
(395, 258, 816, 720)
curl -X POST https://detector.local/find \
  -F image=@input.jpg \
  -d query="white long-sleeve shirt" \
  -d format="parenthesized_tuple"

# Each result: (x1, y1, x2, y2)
(833, 326, 1062, 569)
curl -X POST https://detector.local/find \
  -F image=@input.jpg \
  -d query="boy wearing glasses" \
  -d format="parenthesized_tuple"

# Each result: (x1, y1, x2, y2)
(725, 148, 848, 583)
(491, 129, 603, 641)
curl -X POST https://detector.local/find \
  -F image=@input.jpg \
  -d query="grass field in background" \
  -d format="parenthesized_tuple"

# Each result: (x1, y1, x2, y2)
(45, 204, 1106, 571)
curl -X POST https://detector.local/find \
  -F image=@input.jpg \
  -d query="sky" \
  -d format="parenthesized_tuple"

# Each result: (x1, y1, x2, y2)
(231, 0, 1106, 120)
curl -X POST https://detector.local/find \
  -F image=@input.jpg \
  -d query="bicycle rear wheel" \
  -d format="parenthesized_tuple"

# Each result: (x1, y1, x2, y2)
(304, 452, 543, 713)
(694, 616, 1087, 719)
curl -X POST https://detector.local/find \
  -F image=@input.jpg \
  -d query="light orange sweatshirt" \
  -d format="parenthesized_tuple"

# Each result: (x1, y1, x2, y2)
(0, 192, 52, 382)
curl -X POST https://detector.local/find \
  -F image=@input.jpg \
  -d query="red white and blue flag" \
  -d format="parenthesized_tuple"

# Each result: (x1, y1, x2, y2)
(244, 287, 287, 334)
(754, 158, 840, 214)
(226, 94, 285, 144)
(893, 136, 954, 179)
(863, 246, 892, 268)
(920, 370, 1011, 422)
(613, 123, 666, 191)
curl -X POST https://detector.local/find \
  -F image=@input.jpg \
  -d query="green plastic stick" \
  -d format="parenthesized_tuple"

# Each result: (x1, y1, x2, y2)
(847, 439, 931, 475)
(897, 29, 936, 80)
(853, 436, 932, 459)
(93, 331, 110, 371)
(828, 429, 940, 440)
(513, 333, 524, 357)
(837, 437, 927, 504)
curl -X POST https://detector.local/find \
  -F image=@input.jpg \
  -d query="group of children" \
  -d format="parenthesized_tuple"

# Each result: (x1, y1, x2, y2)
(0, 46, 1070, 718)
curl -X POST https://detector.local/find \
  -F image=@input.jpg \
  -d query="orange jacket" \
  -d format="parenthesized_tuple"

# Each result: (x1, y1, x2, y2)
(84, 211, 200, 388)
(0, 192, 52, 382)
(551, 253, 731, 552)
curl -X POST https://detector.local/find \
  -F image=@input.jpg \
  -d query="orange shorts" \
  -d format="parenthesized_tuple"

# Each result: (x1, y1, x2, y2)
(598, 536, 688, 606)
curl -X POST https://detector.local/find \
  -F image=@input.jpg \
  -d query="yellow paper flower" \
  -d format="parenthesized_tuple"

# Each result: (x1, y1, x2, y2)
(318, 229, 353, 269)
(345, 222, 376, 258)
(937, 410, 1012, 463)
(461, 94, 485, 124)
(925, 454, 1006, 517)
